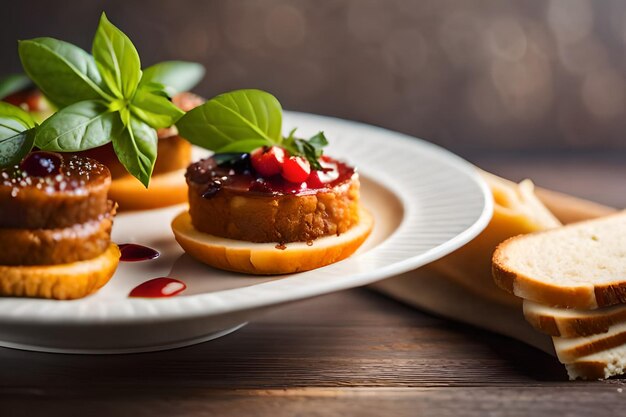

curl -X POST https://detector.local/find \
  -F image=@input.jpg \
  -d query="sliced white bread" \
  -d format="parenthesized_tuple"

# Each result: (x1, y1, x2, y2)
(493, 211, 626, 310)
(551, 320, 626, 363)
(428, 171, 561, 307)
(565, 344, 626, 380)
(524, 300, 626, 337)
(520, 194, 619, 337)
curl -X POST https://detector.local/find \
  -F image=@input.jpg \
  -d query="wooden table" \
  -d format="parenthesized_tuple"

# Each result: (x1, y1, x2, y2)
(1, 156, 625, 416)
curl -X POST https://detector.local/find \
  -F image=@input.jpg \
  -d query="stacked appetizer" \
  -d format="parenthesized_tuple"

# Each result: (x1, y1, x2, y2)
(3, 14, 206, 211)
(172, 89, 373, 274)
(0, 150, 119, 299)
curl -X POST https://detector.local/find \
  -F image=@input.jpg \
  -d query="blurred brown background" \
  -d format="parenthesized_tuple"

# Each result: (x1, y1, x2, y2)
(2, 0, 626, 158)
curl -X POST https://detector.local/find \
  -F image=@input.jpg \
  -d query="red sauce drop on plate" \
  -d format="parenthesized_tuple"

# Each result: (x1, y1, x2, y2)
(118, 243, 160, 262)
(128, 277, 187, 298)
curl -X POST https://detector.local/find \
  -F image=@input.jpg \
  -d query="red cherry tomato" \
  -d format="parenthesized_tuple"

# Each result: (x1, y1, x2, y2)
(251, 146, 286, 177)
(306, 170, 325, 188)
(281, 156, 311, 183)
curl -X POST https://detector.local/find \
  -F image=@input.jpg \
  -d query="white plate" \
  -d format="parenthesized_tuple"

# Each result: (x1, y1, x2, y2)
(0, 112, 492, 353)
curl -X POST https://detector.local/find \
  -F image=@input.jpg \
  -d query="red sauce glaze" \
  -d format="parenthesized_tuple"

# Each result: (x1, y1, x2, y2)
(118, 244, 160, 262)
(128, 277, 187, 298)
(186, 154, 356, 198)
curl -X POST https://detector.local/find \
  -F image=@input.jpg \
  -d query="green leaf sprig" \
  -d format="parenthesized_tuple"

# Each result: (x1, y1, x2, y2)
(177, 89, 328, 169)
(0, 102, 37, 168)
(16, 13, 204, 186)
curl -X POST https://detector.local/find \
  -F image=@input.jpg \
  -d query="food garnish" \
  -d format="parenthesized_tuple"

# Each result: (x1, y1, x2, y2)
(5, 12, 204, 186)
(176, 89, 329, 172)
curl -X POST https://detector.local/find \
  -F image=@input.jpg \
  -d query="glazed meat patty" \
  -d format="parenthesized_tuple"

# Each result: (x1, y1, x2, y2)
(0, 211, 114, 265)
(0, 154, 111, 229)
(186, 155, 360, 243)
(0, 152, 115, 267)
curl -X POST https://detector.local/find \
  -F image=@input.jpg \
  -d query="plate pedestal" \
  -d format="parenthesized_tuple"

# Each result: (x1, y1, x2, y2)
(0, 322, 247, 354)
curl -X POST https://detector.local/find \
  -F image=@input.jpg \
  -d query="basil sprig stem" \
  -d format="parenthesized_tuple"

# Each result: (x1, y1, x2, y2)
(177, 89, 328, 168)
(17, 12, 202, 187)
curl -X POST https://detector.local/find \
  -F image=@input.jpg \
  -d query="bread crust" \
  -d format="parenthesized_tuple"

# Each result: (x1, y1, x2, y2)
(171, 208, 372, 275)
(524, 301, 626, 337)
(0, 243, 120, 299)
(554, 328, 626, 363)
(492, 211, 626, 310)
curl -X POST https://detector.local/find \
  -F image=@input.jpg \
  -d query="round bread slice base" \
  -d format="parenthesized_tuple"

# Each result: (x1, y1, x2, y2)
(172, 208, 374, 275)
(0, 243, 120, 300)
(109, 169, 187, 211)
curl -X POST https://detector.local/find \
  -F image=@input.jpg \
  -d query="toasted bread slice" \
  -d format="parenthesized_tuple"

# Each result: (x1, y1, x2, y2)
(0, 243, 120, 300)
(428, 171, 561, 307)
(171, 208, 373, 275)
(109, 169, 187, 211)
(493, 211, 626, 309)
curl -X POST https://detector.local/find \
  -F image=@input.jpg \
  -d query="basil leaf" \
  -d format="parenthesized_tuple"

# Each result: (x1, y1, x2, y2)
(18, 38, 111, 106)
(92, 13, 142, 100)
(35, 100, 121, 151)
(111, 117, 157, 187)
(0, 102, 36, 138)
(130, 87, 184, 129)
(0, 127, 36, 168)
(177, 89, 282, 151)
(140, 61, 205, 95)
(138, 81, 170, 98)
(307, 132, 329, 150)
(216, 139, 271, 153)
(0, 74, 31, 100)
(283, 131, 328, 170)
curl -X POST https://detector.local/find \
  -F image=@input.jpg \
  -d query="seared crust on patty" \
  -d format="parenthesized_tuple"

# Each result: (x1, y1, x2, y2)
(188, 179, 360, 243)
(0, 210, 115, 266)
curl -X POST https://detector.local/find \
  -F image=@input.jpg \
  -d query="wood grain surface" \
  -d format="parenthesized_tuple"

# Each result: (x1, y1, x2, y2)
(1, 157, 625, 417)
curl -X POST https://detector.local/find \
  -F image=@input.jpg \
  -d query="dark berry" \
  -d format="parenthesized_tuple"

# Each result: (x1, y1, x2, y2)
(214, 153, 251, 173)
(20, 151, 63, 177)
